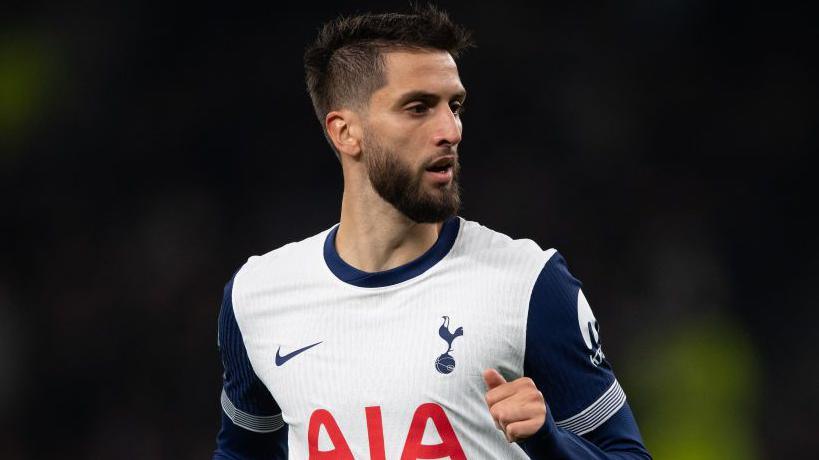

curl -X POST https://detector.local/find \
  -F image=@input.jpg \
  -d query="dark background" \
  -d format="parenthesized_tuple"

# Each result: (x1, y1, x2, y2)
(1, 1, 815, 458)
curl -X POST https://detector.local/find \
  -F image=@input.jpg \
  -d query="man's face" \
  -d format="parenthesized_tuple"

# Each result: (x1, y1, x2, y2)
(361, 49, 466, 223)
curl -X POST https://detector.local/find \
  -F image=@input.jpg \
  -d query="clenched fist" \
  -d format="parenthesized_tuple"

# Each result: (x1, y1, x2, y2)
(483, 368, 547, 443)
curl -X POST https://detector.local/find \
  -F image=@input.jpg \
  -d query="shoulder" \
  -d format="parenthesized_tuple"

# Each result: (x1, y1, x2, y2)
(455, 217, 557, 269)
(526, 251, 594, 337)
(232, 225, 335, 295)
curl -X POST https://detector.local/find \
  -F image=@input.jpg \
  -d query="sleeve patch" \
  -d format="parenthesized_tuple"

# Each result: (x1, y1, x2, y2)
(578, 289, 606, 367)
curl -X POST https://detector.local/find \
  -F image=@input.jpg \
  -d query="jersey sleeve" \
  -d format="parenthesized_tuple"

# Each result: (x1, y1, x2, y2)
(520, 251, 650, 459)
(214, 275, 288, 459)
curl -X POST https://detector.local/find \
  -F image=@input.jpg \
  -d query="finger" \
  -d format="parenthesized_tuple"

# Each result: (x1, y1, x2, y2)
(486, 388, 518, 414)
(494, 418, 503, 431)
(483, 370, 508, 431)
(487, 376, 542, 408)
(504, 419, 543, 443)
(484, 369, 520, 408)
(488, 391, 545, 428)
(482, 368, 507, 390)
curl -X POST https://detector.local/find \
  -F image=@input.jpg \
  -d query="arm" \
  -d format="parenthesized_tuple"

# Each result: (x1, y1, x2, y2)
(519, 401, 649, 459)
(214, 275, 288, 460)
(506, 251, 650, 459)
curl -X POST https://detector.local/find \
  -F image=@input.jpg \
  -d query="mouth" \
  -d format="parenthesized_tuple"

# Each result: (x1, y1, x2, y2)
(424, 156, 456, 184)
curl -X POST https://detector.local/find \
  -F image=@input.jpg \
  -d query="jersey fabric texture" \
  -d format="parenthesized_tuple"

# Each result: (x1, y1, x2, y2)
(214, 216, 650, 459)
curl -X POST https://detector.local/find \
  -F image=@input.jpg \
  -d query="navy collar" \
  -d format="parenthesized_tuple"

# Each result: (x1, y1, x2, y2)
(323, 216, 460, 288)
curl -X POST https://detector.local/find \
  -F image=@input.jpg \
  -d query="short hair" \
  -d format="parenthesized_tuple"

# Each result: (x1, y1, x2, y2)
(304, 4, 474, 155)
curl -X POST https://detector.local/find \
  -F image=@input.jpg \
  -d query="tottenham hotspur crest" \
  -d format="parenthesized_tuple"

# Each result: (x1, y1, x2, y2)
(435, 316, 463, 374)
(578, 290, 605, 366)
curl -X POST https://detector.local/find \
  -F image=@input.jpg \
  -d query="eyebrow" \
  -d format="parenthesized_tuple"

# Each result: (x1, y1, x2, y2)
(394, 89, 467, 108)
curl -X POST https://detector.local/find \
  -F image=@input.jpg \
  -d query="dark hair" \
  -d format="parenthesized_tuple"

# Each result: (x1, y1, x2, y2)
(304, 4, 474, 154)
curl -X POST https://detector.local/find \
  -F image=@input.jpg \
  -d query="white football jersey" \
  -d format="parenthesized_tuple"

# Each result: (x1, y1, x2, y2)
(218, 216, 625, 459)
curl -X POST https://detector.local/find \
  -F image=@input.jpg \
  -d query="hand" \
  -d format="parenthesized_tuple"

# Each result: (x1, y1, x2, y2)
(482, 368, 547, 442)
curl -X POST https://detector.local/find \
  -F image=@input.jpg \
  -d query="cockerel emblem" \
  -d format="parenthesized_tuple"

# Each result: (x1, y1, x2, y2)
(435, 316, 463, 374)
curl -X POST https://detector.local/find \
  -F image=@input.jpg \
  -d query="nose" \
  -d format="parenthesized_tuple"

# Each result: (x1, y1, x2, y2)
(433, 106, 462, 148)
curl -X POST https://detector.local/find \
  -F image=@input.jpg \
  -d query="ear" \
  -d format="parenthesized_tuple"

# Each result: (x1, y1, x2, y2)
(325, 109, 362, 158)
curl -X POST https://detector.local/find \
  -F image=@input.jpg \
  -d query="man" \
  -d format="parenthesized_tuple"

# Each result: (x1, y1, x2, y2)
(214, 5, 651, 459)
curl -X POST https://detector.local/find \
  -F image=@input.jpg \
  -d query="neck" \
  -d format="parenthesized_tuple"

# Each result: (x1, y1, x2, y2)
(336, 183, 443, 273)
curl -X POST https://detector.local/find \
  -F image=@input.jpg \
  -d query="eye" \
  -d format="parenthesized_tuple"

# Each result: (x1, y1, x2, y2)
(450, 101, 466, 116)
(407, 104, 430, 115)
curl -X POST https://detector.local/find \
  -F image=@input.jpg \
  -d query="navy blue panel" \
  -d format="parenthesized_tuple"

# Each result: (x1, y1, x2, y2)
(217, 275, 281, 417)
(214, 412, 288, 460)
(323, 216, 460, 287)
(582, 403, 649, 456)
(523, 251, 616, 422)
(519, 403, 651, 459)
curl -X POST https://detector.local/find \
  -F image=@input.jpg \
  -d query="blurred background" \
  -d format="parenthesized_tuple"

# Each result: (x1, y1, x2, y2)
(1, 1, 815, 458)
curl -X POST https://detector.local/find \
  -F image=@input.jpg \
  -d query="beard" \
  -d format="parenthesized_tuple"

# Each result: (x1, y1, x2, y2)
(363, 134, 461, 224)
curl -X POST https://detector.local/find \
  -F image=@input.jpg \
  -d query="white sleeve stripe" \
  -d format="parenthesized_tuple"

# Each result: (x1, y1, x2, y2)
(561, 390, 625, 435)
(555, 379, 627, 435)
(220, 389, 285, 433)
(559, 389, 621, 432)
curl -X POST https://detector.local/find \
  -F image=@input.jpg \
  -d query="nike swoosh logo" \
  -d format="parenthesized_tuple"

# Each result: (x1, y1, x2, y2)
(275, 341, 323, 366)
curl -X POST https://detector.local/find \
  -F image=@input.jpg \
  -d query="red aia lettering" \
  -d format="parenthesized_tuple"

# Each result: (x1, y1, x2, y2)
(308, 403, 465, 460)
(365, 406, 386, 460)
(401, 403, 466, 460)
(307, 409, 353, 460)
